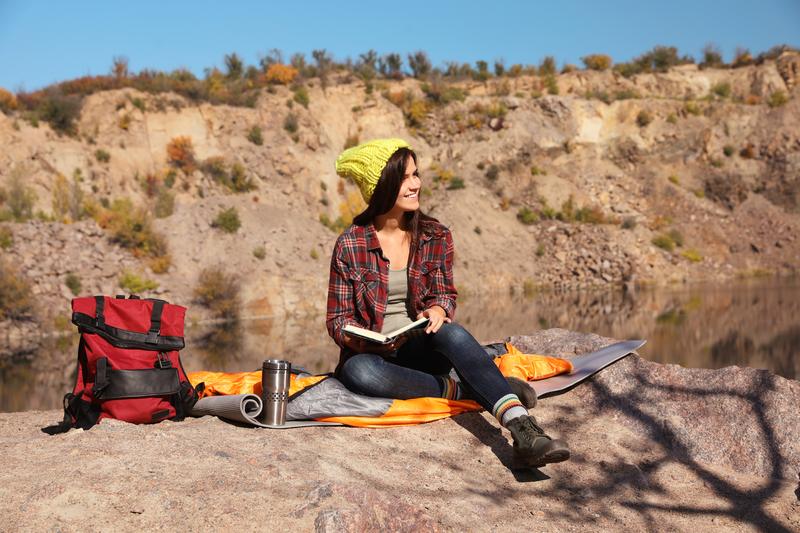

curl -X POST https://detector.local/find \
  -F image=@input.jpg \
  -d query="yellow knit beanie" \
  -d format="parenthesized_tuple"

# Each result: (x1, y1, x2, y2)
(335, 138, 412, 203)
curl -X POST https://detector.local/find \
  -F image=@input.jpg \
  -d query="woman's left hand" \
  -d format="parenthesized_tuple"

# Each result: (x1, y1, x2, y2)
(418, 305, 451, 334)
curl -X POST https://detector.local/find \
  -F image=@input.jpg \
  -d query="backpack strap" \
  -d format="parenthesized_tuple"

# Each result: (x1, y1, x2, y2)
(94, 295, 106, 328)
(147, 300, 165, 344)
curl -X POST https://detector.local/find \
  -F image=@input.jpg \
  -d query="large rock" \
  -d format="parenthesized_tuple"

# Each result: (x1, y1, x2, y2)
(0, 329, 798, 531)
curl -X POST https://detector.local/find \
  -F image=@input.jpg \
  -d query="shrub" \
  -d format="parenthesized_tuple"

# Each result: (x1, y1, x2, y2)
(95, 148, 111, 163)
(581, 54, 612, 71)
(284, 113, 298, 134)
(668, 229, 684, 247)
(310, 248, 319, 260)
(0, 260, 34, 320)
(97, 198, 168, 259)
(711, 82, 731, 98)
(652, 234, 675, 252)
(212, 207, 241, 233)
(64, 273, 82, 296)
(767, 90, 788, 108)
(293, 85, 310, 108)
(154, 189, 174, 218)
(517, 207, 538, 225)
(0, 226, 12, 248)
(474, 226, 482, 235)
(228, 163, 255, 192)
(0, 88, 18, 113)
(723, 145, 735, 157)
(485, 164, 499, 182)
(253, 246, 266, 260)
(265, 64, 298, 84)
(530, 166, 543, 176)
(681, 248, 703, 262)
(683, 101, 701, 116)
(119, 270, 158, 293)
(636, 110, 652, 127)
(574, 206, 606, 224)
(38, 93, 82, 135)
(668, 175, 680, 185)
(666, 113, 678, 124)
(247, 125, 263, 145)
(194, 266, 241, 319)
(166, 136, 196, 173)
(621, 217, 637, 230)
(1, 165, 37, 221)
(544, 75, 559, 95)
(447, 177, 465, 190)
(701, 44, 724, 68)
(148, 255, 172, 274)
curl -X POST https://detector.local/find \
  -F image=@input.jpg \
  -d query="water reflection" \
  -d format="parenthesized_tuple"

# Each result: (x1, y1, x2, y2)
(2, 279, 798, 413)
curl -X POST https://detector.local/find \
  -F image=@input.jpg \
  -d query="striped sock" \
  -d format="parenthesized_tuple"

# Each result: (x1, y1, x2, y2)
(492, 394, 527, 426)
(439, 376, 463, 400)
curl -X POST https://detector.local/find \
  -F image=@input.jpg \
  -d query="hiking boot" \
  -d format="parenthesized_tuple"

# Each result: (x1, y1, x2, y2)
(506, 376, 537, 409)
(506, 415, 570, 468)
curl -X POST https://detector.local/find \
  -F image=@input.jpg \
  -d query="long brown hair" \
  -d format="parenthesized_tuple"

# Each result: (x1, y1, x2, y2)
(352, 147, 438, 253)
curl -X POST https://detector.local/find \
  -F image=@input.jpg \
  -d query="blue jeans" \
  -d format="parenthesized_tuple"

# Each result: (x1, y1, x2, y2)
(336, 322, 513, 412)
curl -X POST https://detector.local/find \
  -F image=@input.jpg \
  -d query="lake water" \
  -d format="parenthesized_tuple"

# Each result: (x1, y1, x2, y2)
(2, 279, 798, 413)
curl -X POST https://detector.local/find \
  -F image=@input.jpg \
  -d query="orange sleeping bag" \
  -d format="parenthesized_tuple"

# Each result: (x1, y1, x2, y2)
(188, 342, 572, 428)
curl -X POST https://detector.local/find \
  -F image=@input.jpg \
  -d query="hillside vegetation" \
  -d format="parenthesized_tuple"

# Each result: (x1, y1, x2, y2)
(1, 45, 799, 327)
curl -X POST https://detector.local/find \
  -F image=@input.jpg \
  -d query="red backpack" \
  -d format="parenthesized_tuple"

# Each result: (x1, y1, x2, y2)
(44, 295, 201, 434)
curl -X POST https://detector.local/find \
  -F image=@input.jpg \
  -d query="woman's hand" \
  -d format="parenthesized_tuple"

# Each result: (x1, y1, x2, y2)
(417, 305, 451, 334)
(343, 333, 406, 355)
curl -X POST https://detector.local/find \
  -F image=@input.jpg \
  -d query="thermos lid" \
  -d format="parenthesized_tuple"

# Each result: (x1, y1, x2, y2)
(263, 359, 291, 370)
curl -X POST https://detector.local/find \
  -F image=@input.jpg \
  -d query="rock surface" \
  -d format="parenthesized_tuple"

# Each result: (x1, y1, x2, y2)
(1, 330, 798, 531)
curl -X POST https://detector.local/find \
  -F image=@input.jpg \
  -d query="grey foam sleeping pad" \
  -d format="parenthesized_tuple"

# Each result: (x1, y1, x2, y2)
(190, 340, 645, 427)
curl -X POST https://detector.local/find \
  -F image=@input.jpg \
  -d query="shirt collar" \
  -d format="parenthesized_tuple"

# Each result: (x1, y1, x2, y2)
(363, 220, 435, 250)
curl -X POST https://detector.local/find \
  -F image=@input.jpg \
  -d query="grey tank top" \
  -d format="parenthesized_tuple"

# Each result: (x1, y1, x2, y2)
(380, 267, 414, 334)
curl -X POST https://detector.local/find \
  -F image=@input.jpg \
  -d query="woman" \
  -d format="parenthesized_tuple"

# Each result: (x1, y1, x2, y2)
(326, 138, 569, 468)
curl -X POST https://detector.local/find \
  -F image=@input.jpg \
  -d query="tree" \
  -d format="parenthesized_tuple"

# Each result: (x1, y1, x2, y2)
(700, 44, 724, 68)
(357, 49, 378, 80)
(494, 59, 505, 77)
(380, 53, 403, 79)
(539, 56, 556, 76)
(224, 53, 244, 79)
(408, 51, 432, 79)
(111, 56, 129, 79)
(259, 48, 284, 72)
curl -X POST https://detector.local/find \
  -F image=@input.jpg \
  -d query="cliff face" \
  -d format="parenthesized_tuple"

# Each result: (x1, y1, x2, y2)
(1, 330, 798, 531)
(1, 54, 799, 324)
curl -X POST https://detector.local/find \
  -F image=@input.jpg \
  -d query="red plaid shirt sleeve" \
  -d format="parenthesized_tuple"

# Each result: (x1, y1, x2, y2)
(425, 228, 457, 319)
(325, 235, 360, 349)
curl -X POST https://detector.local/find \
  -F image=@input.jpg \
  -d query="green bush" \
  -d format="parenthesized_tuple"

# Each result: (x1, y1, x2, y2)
(1, 165, 37, 221)
(194, 266, 241, 319)
(581, 54, 612, 71)
(684, 101, 701, 116)
(517, 207, 538, 225)
(284, 113, 298, 134)
(668, 229, 684, 247)
(681, 248, 703, 263)
(38, 93, 82, 135)
(544, 75, 559, 95)
(293, 86, 310, 108)
(154, 189, 174, 218)
(95, 149, 111, 163)
(447, 177, 465, 190)
(0, 225, 12, 248)
(252, 246, 266, 260)
(723, 145, 735, 157)
(621, 217, 637, 230)
(485, 165, 499, 182)
(202, 158, 255, 193)
(636, 110, 652, 127)
(212, 207, 241, 233)
(228, 163, 255, 192)
(247, 125, 263, 145)
(767, 90, 788, 108)
(119, 270, 158, 293)
(0, 259, 34, 320)
(65, 273, 82, 296)
(711, 82, 731, 98)
(100, 198, 168, 259)
(668, 175, 680, 185)
(652, 234, 675, 252)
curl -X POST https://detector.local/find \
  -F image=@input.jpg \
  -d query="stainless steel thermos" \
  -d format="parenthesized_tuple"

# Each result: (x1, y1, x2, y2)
(261, 359, 291, 425)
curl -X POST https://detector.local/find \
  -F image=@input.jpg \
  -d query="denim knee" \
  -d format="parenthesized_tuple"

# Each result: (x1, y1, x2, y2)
(338, 353, 384, 395)
(431, 322, 473, 350)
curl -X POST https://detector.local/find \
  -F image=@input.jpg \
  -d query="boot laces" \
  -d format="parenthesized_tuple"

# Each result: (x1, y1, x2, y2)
(518, 416, 547, 439)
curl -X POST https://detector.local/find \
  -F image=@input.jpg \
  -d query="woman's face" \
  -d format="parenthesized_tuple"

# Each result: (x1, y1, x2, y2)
(393, 155, 421, 212)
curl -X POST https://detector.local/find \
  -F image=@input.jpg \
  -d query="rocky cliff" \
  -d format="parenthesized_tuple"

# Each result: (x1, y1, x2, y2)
(1, 53, 799, 327)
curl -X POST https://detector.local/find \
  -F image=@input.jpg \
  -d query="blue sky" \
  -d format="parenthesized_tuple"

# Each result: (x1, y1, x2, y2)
(1, 0, 798, 92)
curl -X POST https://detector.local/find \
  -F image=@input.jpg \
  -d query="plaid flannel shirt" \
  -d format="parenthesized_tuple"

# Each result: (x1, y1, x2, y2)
(326, 220, 457, 361)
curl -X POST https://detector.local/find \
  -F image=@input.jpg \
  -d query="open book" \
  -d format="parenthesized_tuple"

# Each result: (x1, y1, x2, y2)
(343, 317, 429, 345)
